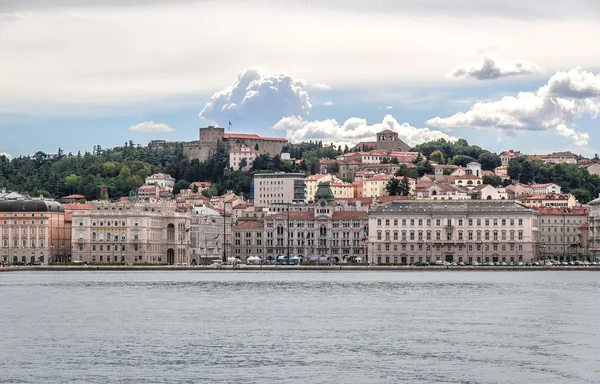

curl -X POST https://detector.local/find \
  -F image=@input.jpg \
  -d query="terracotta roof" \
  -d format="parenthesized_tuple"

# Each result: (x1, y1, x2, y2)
(536, 207, 586, 215)
(65, 213, 72, 222)
(62, 203, 91, 211)
(224, 133, 287, 142)
(63, 194, 85, 199)
(332, 211, 368, 219)
(452, 173, 481, 180)
(305, 174, 330, 181)
(148, 173, 173, 179)
(192, 181, 211, 187)
(234, 221, 264, 229)
(366, 174, 393, 182)
(379, 129, 397, 135)
(518, 193, 572, 200)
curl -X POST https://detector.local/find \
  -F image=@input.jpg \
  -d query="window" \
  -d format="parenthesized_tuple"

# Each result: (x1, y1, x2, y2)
(436, 219, 441, 226)
(377, 231, 382, 240)
(518, 218, 523, 226)
(377, 219, 382, 226)
(385, 219, 390, 226)
(393, 231, 398, 240)
(518, 231, 523, 240)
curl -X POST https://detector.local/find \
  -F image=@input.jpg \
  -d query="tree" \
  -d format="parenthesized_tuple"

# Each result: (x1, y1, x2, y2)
(173, 179, 190, 195)
(477, 152, 501, 171)
(254, 144, 259, 151)
(429, 150, 445, 164)
(63, 174, 82, 195)
(399, 177, 410, 196)
(238, 158, 247, 171)
(571, 188, 592, 204)
(417, 160, 434, 177)
(482, 174, 503, 187)
(412, 153, 423, 164)
(386, 178, 400, 196)
(381, 157, 390, 164)
(452, 155, 476, 167)
(507, 160, 522, 181)
(390, 157, 399, 164)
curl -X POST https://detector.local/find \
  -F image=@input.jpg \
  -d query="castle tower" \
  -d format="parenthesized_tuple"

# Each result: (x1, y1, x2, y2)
(376, 129, 411, 151)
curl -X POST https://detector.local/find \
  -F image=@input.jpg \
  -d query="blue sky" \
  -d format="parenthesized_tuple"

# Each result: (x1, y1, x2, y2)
(1, 0, 599, 158)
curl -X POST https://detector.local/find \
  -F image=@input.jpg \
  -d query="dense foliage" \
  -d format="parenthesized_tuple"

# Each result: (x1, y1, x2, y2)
(1, 137, 600, 204)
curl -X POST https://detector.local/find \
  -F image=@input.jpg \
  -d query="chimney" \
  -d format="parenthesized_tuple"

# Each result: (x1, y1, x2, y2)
(435, 168, 444, 182)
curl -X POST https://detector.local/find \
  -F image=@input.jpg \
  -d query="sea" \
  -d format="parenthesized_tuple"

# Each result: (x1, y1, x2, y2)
(1, 270, 599, 384)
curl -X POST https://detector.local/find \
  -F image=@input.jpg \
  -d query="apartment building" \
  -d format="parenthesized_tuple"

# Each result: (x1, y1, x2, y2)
(1, 198, 70, 264)
(537, 207, 587, 261)
(587, 195, 600, 261)
(253, 173, 306, 207)
(518, 193, 578, 209)
(71, 200, 190, 265)
(189, 204, 223, 264)
(368, 201, 540, 265)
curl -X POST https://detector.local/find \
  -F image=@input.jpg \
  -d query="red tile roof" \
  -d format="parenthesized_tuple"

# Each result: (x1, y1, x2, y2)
(224, 133, 287, 142)
(63, 194, 85, 199)
(234, 221, 264, 229)
(332, 211, 368, 219)
(536, 207, 586, 215)
(269, 211, 315, 219)
(377, 196, 412, 202)
(62, 203, 91, 211)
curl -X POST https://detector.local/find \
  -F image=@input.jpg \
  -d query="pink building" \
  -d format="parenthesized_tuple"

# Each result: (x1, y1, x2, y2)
(230, 146, 260, 171)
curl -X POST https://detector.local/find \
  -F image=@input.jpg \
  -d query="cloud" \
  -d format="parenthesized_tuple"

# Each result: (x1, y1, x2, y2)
(129, 121, 174, 133)
(322, 101, 334, 106)
(538, 67, 600, 98)
(450, 56, 543, 80)
(199, 68, 312, 127)
(274, 114, 457, 148)
(0, 152, 12, 160)
(427, 67, 600, 146)
(0, 2, 599, 116)
(308, 83, 332, 91)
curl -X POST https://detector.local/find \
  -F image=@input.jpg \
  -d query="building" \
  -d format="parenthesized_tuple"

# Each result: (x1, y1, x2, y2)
(499, 150, 522, 165)
(232, 202, 369, 263)
(471, 184, 513, 200)
(368, 200, 540, 264)
(190, 181, 212, 193)
(518, 193, 578, 209)
(229, 145, 260, 171)
(71, 200, 190, 265)
(538, 151, 578, 164)
(145, 173, 176, 188)
(529, 183, 561, 194)
(253, 173, 306, 207)
(537, 207, 587, 261)
(581, 161, 600, 177)
(304, 174, 336, 201)
(189, 204, 223, 264)
(414, 181, 470, 200)
(1, 198, 71, 264)
(350, 129, 411, 152)
(138, 184, 173, 200)
(587, 195, 600, 261)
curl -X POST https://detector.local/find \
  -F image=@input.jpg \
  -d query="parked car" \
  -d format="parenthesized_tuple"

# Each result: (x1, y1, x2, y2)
(414, 261, 429, 266)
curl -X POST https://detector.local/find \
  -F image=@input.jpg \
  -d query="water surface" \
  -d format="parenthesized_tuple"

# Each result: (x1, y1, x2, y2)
(1, 271, 599, 383)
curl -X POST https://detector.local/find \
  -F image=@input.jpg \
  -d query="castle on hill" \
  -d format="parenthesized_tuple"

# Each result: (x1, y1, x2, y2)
(149, 126, 289, 162)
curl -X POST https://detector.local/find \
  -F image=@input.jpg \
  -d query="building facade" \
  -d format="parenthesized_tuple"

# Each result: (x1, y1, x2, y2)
(1, 199, 70, 264)
(587, 196, 600, 261)
(253, 173, 306, 207)
(232, 203, 369, 263)
(145, 173, 175, 188)
(368, 201, 540, 264)
(71, 200, 190, 265)
(229, 145, 259, 171)
(538, 207, 587, 261)
(189, 204, 223, 264)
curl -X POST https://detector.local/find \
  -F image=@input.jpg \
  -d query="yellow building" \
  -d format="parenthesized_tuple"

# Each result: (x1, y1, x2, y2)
(304, 174, 337, 201)
(518, 193, 578, 209)
(362, 175, 415, 198)
(329, 181, 356, 199)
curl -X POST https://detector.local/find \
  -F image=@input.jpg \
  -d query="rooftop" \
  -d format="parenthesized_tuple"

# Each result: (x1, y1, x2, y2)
(372, 200, 532, 213)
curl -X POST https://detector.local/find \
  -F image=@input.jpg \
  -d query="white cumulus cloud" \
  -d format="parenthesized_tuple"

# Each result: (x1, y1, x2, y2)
(427, 67, 600, 146)
(450, 56, 544, 80)
(199, 68, 312, 128)
(274, 114, 457, 148)
(0, 152, 12, 160)
(129, 121, 174, 133)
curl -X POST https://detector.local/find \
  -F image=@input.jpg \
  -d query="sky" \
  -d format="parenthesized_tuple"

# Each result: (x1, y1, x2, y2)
(1, 0, 600, 159)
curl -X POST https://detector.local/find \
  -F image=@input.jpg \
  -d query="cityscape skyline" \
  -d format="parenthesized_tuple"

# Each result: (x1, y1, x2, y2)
(1, 0, 599, 158)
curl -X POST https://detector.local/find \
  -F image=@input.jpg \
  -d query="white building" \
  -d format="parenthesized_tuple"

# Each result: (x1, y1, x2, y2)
(253, 173, 306, 207)
(368, 200, 540, 265)
(145, 173, 176, 188)
(189, 204, 223, 264)
(71, 200, 190, 265)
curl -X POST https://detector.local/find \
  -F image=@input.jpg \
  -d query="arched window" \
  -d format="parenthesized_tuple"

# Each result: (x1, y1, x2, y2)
(402, 231, 407, 240)
(410, 231, 415, 240)
(485, 231, 490, 240)
(385, 231, 390, 240)
(393, 231, 398, 240)
(493, 231, 498, 240)
(92, 232, 97, 240)
(377, 231, 382, 240)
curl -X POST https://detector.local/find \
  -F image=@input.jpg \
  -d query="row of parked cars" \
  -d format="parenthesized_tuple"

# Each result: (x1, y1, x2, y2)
(413, 260, 599, 267)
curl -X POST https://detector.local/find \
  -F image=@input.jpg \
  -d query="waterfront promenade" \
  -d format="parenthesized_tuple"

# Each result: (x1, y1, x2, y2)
(2, 265, 600, 272)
